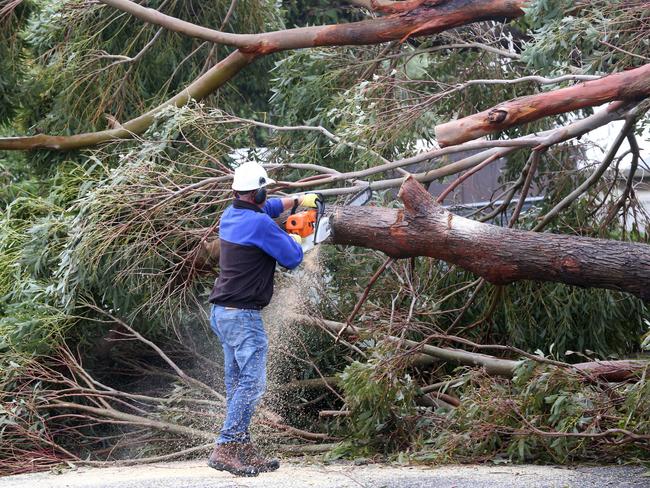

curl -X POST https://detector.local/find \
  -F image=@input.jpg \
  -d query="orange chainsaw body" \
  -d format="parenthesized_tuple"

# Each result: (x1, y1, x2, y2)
(285, 209, 317, 238)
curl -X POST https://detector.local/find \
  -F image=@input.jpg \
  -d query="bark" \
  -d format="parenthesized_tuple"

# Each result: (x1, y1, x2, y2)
(319, 410, 351, 417)
(330, 176, 650, 300)
(573, 360, 649, 383)
(0, 0, 526, 151)
(101, 0, 526, 54)
(435, 63, 650, 147)
(195, 239, 221, 271)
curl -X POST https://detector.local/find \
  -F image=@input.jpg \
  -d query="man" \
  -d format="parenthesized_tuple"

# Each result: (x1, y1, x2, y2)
(207, 161, 319, 477)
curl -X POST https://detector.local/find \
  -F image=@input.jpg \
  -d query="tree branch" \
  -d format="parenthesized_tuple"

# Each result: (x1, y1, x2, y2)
(298, 314, 519, 376)
(0, 0, 528, 151)
(435, 63, 650, 147)
(0, 49, 256, 150)
(299, 315, 649, 381)
(100, 0, 526, 54)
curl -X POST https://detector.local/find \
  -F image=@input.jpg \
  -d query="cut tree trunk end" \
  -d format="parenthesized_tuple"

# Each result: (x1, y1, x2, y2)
(330, 176, 650, 301)
(435, 63, 650, 147)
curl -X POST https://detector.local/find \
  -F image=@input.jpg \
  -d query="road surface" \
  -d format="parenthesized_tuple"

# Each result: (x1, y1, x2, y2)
(1, 460, 648, 488)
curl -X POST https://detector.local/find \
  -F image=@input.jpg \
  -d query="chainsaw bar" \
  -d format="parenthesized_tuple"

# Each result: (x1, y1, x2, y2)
(314, 214, 331, 244)
(346, 186, 372, 207)
(311, 187, 370, 247)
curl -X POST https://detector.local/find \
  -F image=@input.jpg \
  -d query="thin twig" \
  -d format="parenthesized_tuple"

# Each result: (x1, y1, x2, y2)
(338, 256, 395, 342)
(534, 114, 636, 231)
(508, 149, 542, 227)
(435, 153, 500, 204)
(510, 402, 650, 444)
(600, 40, 650, 61)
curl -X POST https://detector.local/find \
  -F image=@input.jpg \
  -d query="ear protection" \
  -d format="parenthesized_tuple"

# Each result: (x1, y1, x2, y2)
(253, 176, 267, 204)
(253, 187, 267, 204)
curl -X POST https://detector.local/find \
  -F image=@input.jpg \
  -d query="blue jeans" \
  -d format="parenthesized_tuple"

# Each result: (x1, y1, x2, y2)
(210, 305, 268, 444)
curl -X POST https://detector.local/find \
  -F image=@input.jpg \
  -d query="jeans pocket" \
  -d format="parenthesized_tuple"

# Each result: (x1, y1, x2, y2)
(212, 307, 268, 350)
(211, 307, 240, 341)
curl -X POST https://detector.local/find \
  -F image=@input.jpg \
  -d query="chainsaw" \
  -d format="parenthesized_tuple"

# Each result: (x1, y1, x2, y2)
(285, 194, 331, 253)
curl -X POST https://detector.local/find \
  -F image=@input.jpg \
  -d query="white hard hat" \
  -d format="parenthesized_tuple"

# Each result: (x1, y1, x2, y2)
(231, 161, 275, 191)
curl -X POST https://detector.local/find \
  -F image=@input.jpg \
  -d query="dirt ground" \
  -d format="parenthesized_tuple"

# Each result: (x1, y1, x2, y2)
(1, 460, 648, 488)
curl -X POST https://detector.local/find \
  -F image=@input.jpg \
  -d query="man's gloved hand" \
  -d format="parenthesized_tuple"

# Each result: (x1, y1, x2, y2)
(300, 193, 320, 208)
(289, 233, 302, 245)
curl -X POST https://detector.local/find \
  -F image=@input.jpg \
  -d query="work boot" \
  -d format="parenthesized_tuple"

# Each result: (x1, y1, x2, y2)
(208, 443, 259, 477)
(240, 443, 280, 472)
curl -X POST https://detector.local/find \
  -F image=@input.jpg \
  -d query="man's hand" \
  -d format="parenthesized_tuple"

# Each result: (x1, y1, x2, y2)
(289, 233, 302, 245)
(300, 193, 320, 208)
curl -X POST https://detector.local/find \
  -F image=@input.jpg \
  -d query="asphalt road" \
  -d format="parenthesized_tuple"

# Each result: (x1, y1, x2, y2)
(1, 461, 648, 488)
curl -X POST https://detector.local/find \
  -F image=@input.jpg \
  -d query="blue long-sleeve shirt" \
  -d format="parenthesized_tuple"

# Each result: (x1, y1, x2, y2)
(208, 198, 303, 309)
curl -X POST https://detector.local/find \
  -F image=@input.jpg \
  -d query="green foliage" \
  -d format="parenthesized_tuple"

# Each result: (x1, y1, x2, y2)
(269, 47, 399, 165)
(411, 363, 650, 463)
(334, 353, 419, 456)
(0, 0, 34, 125)
(495, 282, 647, 360)
(333, 358, 650, 463)
(522, 0, 650, 75)
(0, 280, 71, 355)
(0, 186, 76, 354)
(269, 31, 536, 163)
(281, 0, 363, 28)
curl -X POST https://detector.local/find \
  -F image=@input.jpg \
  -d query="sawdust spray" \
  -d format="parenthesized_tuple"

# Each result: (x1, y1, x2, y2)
(187, 247, 326, 446)
(260, 246, 325, 431)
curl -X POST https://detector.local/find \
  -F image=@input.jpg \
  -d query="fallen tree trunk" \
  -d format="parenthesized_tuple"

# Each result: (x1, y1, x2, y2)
(297, 315, 649, 381)
(434, 63, 650, 147)
(330, 176, 650, 300)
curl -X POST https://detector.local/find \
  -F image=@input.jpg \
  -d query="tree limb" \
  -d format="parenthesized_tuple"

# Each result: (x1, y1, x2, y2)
(99, 0, 526, 53)
(0, 49, 256, 150)
(435, 63, 650, 147)
(0, 0, 527, 151)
